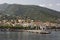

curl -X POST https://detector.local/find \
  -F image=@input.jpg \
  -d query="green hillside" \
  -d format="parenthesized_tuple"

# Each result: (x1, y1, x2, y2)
(0, 3, 60, 22)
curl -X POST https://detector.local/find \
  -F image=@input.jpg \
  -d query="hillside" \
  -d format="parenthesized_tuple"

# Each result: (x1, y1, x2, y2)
(0, 3, 60, 22)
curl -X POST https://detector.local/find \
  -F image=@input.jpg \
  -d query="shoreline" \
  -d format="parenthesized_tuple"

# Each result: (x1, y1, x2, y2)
(0, 28, 51, 34)
(0, 28, 60, 32)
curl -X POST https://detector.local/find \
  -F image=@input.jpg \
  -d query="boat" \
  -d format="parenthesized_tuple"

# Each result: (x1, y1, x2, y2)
(39, 30, 51, 34)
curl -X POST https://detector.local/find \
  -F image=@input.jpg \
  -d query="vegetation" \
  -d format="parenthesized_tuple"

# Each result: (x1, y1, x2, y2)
(0, 3, 60, 22)
(0, 25, 38, 30)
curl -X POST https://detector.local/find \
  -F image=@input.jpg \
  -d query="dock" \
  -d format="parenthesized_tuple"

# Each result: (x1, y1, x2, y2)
(24, 30, 51, 34)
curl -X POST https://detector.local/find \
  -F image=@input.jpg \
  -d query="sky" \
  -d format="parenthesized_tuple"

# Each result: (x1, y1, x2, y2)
(0, 0, 60, 11)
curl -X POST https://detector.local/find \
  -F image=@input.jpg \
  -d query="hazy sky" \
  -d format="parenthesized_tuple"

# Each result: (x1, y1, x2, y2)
(0, 0, 60, 11)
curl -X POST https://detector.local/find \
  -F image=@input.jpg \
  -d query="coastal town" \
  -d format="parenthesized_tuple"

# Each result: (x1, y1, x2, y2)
(0, 18, 60, 29)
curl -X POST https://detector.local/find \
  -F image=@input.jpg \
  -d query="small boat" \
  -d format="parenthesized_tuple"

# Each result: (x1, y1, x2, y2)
(40, 30, 51, 34)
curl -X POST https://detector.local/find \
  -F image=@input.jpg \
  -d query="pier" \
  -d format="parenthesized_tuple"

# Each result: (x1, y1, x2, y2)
(24, 30, 51, 34)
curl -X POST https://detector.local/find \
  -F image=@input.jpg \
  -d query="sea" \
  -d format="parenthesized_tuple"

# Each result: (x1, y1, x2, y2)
(0, 30, 60, 40)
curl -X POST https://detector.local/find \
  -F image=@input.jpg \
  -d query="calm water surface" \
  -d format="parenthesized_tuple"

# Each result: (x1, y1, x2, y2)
(0, 31, 60, 40)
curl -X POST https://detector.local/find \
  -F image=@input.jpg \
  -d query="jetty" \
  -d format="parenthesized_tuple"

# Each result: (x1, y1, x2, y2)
(24, 30, 51, 34)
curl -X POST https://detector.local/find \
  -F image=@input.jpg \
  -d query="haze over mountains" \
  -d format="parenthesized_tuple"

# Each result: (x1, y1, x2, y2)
(0, 3, 60, 22)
